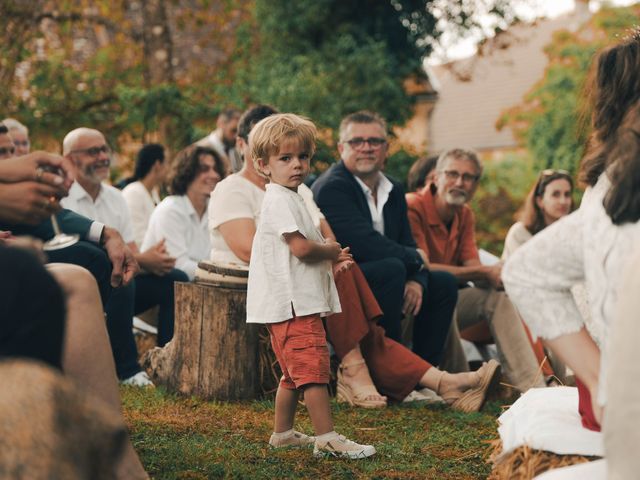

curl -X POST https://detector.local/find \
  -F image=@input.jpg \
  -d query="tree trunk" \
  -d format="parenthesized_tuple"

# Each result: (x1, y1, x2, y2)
(143, 282, 263, 400)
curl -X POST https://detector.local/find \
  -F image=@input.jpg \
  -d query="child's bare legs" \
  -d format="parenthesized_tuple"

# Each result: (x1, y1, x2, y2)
(302, 384, 334, 435)
(274, 383, 333, 435)
(273, 386, 301, 433)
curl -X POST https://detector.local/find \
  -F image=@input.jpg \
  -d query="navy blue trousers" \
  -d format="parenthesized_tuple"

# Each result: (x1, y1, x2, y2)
(359, 258, 458, 367)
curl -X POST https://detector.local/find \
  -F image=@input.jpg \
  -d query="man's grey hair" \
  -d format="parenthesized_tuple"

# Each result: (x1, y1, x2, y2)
(2, 118, 28, 135)
(62, 127, 104, 155)
(436, 148, 483, 176)
(338, 110, 387, 142)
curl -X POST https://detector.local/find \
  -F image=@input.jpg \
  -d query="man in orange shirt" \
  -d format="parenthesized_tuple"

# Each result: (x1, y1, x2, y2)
(406, 148, 546, 392)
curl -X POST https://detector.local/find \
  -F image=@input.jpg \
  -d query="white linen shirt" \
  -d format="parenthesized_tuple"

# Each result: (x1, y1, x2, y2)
(61, 181, 134, 244)
(122, 181, 160, 248)
(503, 174, 640, 405)
(142, 195, 210, 280)
(246, 183, 340, 324)
(354, 173, 393, 235)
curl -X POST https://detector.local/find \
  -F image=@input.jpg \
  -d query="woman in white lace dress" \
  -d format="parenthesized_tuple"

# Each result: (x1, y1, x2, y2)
(503, 34, 640, 435)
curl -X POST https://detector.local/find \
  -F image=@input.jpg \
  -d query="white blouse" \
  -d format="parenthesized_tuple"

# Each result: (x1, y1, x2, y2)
(122, 181, 160, 248)
(501, 222, 532, 261)
(246, 184, 340, 324)
(503, 174, 640, 404)
(142, 195, 210, 280)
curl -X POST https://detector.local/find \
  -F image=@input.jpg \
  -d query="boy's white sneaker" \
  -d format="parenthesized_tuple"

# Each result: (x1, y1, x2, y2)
(313, 434, 376, 459)
(269, 430, 315, 448)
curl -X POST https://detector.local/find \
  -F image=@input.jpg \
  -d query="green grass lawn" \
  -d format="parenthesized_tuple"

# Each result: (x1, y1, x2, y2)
(122, 387, 503, 479)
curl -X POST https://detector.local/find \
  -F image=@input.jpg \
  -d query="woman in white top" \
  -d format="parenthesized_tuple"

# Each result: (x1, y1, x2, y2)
(122, 143, 166, 248)
(143, 145, 225, 280)
(502, 169, 574, 260)
(503, 35, 640, 434)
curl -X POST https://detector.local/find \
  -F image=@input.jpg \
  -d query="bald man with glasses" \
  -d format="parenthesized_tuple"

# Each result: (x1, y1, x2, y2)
(61, 128, 188, 386)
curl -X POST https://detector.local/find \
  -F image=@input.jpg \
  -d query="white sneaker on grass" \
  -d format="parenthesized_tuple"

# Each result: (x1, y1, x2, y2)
(402, 390, 431, 403)
(313, 434, 376, 459)
(120, 371, 154, 387)
(269, 430, 315, 448)
(416, 387, 446, 404)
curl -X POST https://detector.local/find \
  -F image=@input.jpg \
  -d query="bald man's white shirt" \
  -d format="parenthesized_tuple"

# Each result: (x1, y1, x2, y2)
(61, 182, 134, 244)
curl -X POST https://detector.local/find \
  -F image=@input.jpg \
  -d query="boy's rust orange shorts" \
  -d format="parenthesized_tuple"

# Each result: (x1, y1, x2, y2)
(267, 313, 330, 390)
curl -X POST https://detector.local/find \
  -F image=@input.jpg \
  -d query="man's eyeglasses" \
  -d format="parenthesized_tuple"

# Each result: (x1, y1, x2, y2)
(345, 137, 387, 149)
(70, 145, 111, 157)
(442, 170, 480, 184)
(0, 146, 15, 156)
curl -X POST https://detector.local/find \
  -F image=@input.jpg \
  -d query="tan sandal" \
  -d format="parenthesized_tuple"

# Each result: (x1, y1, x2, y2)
(436, 359, 501, 413)
(336, 360, 387, 409)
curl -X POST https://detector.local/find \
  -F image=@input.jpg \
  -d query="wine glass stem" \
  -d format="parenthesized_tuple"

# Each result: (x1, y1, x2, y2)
(51, 214, 63, 236)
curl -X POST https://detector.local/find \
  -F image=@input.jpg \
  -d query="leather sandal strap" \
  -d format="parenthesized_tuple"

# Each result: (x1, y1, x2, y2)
(351, 384, 386, 403)
(433, 369, 446, 396)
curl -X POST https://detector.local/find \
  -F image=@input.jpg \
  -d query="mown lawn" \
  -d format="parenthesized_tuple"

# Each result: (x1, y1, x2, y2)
(122, 387, 504, 479)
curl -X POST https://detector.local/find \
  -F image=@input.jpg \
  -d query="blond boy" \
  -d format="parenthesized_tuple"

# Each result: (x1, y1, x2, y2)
(246, 113, 375, 459)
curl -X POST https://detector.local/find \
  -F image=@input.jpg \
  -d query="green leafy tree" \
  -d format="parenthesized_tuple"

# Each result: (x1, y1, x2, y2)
(1, 0, 518, 168)
(222, 0, 520, 168)
(498, 5, 640, 176)
(0, 0, 251, 153)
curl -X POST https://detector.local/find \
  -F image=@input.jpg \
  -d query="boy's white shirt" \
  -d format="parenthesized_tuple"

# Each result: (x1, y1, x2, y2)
(246, 183, 341, 324)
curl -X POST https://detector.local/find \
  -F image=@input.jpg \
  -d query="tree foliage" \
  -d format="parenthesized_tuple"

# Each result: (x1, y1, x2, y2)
(0, 0, 251, 152)
(227, 0, 519, 132)
(1, 0, 518, 166)
(498, 5, 640, 176)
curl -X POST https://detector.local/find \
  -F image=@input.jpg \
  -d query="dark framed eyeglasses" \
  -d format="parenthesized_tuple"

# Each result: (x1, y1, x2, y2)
(441, 170, 480, 184)
(70, 145, 111, 157)
(13, 140, 29, 148)
(0, 146, 16, 156)
(345, 137, 387, 149)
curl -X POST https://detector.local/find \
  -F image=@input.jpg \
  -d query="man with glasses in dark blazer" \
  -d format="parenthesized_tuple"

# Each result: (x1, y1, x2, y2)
(312, 111, 459, 369)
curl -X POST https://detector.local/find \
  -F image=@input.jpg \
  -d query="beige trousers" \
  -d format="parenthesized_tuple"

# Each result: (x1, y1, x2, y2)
(443, 287, 546, 392)
(604, 249, 640, 479)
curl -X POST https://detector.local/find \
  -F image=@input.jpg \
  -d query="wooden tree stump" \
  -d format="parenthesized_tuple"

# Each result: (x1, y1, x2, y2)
(143, 281, 262, 400)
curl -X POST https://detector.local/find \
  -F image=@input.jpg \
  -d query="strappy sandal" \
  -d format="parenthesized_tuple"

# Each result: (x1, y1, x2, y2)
(436, 359, 501, 413)
(336, 360, 387, 409)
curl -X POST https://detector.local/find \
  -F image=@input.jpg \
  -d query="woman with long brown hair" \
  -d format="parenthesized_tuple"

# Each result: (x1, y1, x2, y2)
(502, 169, 574, 259)
(503, 32, 640, 440)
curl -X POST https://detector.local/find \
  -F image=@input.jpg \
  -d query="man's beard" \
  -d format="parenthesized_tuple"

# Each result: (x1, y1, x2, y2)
(444, 189, 468, 206)
(83, 160, 110, 182)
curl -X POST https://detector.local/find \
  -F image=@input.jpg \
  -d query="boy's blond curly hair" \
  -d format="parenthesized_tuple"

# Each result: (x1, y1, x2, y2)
(248, 113, 317, 178)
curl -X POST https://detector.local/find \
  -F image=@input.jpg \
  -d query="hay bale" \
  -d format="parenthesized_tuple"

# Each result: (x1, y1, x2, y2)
(488, 440, 600, 479)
